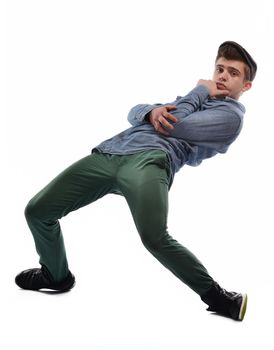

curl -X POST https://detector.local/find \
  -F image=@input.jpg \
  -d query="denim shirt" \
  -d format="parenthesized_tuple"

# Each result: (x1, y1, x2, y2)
(94, 85, 245, 183)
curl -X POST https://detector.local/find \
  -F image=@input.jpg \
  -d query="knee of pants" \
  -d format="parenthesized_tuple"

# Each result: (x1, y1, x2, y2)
(24, 195, 47, 222)
(139, 226, 168, 253)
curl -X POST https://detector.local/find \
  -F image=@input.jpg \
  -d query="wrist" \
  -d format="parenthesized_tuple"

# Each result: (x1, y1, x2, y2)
(194, 84, 211, 99)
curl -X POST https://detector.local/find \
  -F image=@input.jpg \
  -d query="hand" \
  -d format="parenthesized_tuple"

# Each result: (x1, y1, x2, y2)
(148, 105, 178, 135)
(197, 79, 230, 98)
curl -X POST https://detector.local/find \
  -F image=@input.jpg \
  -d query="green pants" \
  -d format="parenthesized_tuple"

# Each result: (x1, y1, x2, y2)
(24, 150, 214, 295)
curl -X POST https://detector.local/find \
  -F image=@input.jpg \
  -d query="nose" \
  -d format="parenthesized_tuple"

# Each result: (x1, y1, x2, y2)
(219, 70, 228, 81)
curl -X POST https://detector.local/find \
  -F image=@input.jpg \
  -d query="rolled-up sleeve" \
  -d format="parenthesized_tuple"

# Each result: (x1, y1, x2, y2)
(127, 103, 163, 126)
(169, 108, 242, 146)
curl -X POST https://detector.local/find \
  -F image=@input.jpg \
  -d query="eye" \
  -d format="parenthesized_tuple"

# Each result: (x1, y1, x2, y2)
(216, 67, 223, 73)
(230, 70, 239, 77)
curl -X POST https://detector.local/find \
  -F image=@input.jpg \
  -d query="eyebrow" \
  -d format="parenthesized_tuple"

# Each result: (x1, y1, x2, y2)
(216, 64, 241, 74)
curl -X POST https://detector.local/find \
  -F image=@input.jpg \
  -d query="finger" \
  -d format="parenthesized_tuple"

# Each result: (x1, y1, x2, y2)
(165, 105, 177, 111)
(216, 89, 230, 96)
(162, 111, 178, 123)
(154, 121, 169, 135)
(159, 115, 174, 130)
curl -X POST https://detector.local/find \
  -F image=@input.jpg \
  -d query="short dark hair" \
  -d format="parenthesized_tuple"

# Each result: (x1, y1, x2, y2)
(216, 44, 251, 81)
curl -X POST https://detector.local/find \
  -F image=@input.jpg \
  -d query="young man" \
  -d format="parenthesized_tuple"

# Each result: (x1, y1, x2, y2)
(15, 41, 257, 321)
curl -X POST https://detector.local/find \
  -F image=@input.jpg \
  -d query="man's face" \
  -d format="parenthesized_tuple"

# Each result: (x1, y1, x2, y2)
(213, 58, 252, 100)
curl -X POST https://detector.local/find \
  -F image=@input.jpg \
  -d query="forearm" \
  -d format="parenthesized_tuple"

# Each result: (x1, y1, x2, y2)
(173, 85, 210, 120)
(168, 109, 242, 145)
(127, 85, 210, 127)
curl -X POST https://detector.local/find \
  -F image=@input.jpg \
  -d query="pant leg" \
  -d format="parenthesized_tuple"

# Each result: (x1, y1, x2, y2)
(24, 152, 117, 282)
(117, 150, 214, 296)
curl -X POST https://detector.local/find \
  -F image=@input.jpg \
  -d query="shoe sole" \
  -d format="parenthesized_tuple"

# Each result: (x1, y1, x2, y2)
(239, 294, 248, 321)
(38, 276, 76, 292)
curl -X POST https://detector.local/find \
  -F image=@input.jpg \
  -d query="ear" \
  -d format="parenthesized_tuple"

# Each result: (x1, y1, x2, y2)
(242, 81, 252, 93)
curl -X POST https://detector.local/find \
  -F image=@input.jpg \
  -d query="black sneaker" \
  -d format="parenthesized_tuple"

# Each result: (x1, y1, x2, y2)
(15, 266, 75, 292)
(201, 281, 247, 321)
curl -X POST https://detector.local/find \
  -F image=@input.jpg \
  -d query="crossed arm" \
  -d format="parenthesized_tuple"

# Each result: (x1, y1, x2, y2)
(127, 80, 241, 145)
(147, 80, 229, 133)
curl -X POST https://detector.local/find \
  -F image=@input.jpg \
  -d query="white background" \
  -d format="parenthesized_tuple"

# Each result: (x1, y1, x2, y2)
(2, 0, 274, 349)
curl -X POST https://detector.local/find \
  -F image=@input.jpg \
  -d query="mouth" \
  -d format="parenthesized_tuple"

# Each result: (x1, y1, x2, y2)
(216, 82, 227, 90)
